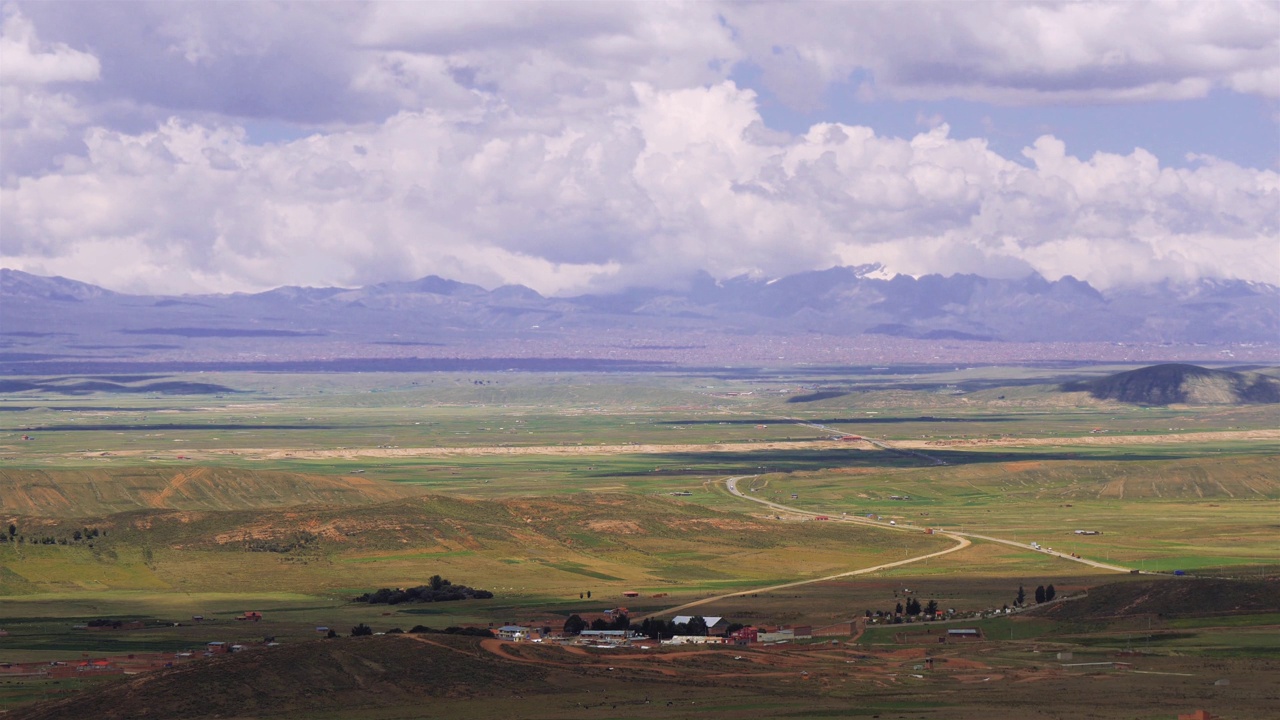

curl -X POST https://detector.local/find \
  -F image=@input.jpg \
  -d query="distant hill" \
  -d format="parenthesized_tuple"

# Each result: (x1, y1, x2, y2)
(0, 467, 429, 517)
(9, 634, 547, 720)
(1061, 364, 1280, 405)
(1034, 578, 1280, 621)
(3, 267, 1278, 370)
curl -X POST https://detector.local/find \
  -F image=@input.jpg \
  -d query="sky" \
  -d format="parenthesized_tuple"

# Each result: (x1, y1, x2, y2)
(1, 1, 1277, 296)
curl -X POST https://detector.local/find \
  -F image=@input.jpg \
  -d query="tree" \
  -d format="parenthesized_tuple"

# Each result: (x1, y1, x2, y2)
(590, 618, 609, 631)
(7, 524, 14, 538)
(1015, 585, 1026, 606)
(563, 614, 587, 635)
(586, 590, 592, 599)
(1045, 584, 1056, 601)
(895, 602, 904, 615)
(905, 598, 921, 616)
(326, 629, 338, 638)
(924, 600, 939, 617)
(351, 623, 373, 636)
(1034, 585, 1046, 604)
(685, 616, 708, 636)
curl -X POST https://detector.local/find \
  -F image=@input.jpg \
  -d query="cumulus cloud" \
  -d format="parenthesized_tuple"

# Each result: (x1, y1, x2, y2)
(0, 6, 100, 178)
(0, 6, 99, 84)
(1, 2, 1277, 294)
(3, 82, 1276, 295)
(724, 1, 1280, 106)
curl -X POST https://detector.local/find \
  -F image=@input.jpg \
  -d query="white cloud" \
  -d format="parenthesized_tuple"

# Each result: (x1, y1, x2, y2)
(0, 6, 99, 85)
(0, 6, 101, 178)
(1, 2, 1276, 294)
(3, 83, 1276, 295)
(724, 1, 1280, 105)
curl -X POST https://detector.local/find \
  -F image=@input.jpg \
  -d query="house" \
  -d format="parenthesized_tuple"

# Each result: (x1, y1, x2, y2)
(758, 629, 793, 643)
(947, 628, 982, 641)
(728, 626, 758, 645)
(497, 625, 531, 641)
(1178, 711, 1218, 720)
(578, 630, 638, 645)
(238, 611, 262, 621)
(663, 635, 723, 645)
(622, 591, 640, 598)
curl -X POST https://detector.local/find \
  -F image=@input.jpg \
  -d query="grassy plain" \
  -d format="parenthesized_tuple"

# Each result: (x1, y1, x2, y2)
(1, 363, 1277, 717)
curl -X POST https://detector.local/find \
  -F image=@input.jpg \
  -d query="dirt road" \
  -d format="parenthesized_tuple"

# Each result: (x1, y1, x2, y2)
(636, 477, 971, 620)
(723, 475, 1135, 574)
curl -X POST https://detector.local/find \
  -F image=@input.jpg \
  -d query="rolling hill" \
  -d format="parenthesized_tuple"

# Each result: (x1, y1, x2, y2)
(1, 492, 942, 596)
(1060, 364, 1280, 405)
(8, 634, 548, 720)
(0, 467, 429, 517)
(1033, 577, 1280, 620)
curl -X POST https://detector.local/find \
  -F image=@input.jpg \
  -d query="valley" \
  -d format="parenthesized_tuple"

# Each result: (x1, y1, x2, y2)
(0, 362, 1277, 719)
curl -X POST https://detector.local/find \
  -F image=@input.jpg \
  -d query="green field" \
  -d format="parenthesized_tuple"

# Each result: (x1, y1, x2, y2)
(1, 365, 1277, 717)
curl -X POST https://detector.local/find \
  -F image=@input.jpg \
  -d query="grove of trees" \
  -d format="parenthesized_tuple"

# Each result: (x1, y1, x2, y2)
(354, 575, 493, 605)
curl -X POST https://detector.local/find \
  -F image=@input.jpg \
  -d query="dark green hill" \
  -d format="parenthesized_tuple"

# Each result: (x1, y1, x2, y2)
(1061, 363, 1280, 405)
(9, 634, 547, 720)
(1034, 577, 1279, 621)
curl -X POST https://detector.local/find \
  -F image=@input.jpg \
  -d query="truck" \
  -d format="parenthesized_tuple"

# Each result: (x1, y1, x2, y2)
(1030, 542, 1041, 550)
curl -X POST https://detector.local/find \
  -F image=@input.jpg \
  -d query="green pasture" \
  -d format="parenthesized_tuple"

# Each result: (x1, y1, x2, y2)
(745, 443, 1279, 571)
(1, 365, 1277, 677)
(4, 368, 1276, 466)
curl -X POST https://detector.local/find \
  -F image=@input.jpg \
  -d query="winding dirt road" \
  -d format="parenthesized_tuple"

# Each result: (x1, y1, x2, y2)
(724, 475, 1135, 574)
(636, 480, 971, 620)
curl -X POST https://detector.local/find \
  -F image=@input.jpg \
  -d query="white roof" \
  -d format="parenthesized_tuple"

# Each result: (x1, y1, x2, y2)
(672, 615, 723, 626)
(498, 625, 529, 632)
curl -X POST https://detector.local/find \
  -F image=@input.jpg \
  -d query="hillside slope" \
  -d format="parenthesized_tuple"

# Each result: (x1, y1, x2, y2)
(1061, 364, 1280, 405)
(1, 493, 942, 596)
(1034, 578, 1280, 620)
(10, 634, 546, 720)
(0, 467, 428, 516)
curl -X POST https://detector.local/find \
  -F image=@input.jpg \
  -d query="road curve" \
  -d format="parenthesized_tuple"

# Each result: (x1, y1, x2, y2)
(637, 479, 970, 620)
(725, 475, 1135, 574)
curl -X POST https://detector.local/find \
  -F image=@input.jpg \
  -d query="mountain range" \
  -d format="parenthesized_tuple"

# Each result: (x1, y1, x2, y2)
(2, 266, 1276, 369)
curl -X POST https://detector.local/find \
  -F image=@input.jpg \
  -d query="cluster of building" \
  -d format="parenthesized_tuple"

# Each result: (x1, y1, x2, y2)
(496, 615, 821, 648)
